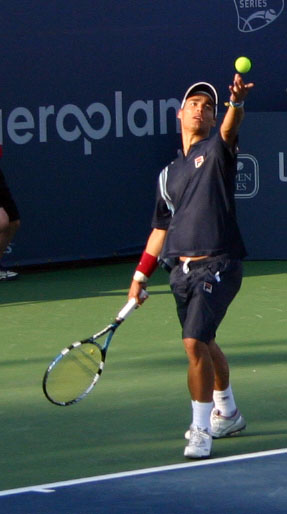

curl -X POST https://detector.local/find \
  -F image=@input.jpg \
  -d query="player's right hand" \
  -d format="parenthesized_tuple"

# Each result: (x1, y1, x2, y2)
(128, 279, 147, 305)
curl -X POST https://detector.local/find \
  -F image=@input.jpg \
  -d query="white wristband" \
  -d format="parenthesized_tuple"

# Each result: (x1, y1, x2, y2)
(229, 100, 244, 108)
(133, 270, 148, 283)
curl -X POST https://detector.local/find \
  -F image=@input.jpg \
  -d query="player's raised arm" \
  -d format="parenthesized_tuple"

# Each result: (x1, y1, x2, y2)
(220, 73, 254, 148)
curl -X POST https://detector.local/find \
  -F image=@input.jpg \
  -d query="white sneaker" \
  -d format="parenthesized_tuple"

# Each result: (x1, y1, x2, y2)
(0, 268, 19, 281)
(210, 408, 246, 438)
(184, 408, 246, 440)
(184, 426, 212, 459)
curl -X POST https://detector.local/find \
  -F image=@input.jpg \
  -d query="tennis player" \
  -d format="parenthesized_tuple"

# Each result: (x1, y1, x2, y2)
(129, 73, 254, 458)
(0, 146, 20, 280)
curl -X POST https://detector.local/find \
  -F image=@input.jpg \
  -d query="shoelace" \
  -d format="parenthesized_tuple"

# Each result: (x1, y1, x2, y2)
(190, 428, 209, 446)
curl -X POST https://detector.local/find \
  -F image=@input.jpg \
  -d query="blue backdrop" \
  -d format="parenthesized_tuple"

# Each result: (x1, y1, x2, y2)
(1, 1, 286, 265)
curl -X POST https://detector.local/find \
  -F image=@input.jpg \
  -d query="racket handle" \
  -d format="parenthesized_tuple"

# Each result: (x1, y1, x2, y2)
(117, 290, 149, 320)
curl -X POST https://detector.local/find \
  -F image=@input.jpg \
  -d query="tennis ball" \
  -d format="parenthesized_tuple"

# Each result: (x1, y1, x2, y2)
(234, 56, 252, 73)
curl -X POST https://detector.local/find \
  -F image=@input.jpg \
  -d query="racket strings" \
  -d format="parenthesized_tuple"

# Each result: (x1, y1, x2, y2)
(68, 345, 99, 378)
(44, 342, 103, 405)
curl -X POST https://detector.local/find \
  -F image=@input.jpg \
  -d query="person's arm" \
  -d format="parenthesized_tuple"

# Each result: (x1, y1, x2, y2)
(220, 73, 254, 148)
(128, 228, 167, 303)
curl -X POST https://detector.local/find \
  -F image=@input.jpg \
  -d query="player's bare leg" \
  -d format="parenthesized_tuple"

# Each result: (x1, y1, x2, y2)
(183, 337, 214, 458)
(0, 208, 20, 280)
(184, 338, 214, 402)
(208, 338, 230, 392)
(208, 338, 246, 437)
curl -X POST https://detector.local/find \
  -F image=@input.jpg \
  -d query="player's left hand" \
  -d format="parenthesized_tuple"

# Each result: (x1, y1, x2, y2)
(229, 73, 254, 103)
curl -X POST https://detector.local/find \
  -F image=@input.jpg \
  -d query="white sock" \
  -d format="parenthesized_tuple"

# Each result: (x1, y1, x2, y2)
(191, 400, 213, 433)
(213, 385, 236, 417)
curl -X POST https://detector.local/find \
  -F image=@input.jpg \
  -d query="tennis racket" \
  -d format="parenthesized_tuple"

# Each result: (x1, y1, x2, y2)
(42, 290, 148, 407)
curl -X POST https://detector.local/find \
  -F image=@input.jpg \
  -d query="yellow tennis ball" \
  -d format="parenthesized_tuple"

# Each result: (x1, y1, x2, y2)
(235, 56, 252, 73)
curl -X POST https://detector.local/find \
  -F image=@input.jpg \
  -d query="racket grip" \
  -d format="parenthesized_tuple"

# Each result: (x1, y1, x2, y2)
(117, 290, 149, 320)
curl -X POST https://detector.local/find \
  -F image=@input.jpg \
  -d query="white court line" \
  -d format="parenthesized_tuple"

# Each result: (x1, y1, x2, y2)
(1, 448, 287, 497)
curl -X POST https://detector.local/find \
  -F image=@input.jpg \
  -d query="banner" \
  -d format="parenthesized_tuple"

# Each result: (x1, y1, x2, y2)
(1, 1, 286, 265)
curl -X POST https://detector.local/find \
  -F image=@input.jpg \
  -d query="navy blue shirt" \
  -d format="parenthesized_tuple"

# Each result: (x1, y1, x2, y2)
(151, 132, 246, 259)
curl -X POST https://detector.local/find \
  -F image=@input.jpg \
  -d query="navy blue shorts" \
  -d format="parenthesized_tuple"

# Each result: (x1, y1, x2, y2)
(169, 255, 243, 343)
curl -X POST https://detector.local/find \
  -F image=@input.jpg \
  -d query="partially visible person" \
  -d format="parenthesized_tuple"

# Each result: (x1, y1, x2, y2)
(0, 146, 20, 280)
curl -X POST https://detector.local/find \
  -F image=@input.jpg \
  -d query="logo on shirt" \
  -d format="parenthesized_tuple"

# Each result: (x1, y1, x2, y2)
(194, 155, 205, 168)
(203, 282, 213, 294)
(233, 0, 284, 33)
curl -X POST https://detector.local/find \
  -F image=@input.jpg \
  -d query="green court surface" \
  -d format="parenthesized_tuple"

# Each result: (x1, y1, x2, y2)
(0, 260, 286, 491)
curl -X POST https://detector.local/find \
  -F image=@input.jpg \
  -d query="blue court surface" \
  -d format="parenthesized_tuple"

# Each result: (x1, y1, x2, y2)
(1, 449, 287, 514)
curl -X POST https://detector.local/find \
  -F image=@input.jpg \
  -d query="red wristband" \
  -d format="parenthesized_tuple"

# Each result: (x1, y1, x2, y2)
(136, 251, 158, 277)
